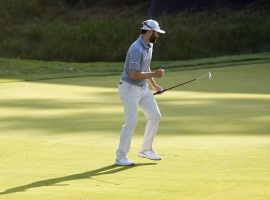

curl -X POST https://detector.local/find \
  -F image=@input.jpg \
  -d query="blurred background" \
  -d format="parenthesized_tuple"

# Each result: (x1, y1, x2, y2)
(0, 0, 269, 62)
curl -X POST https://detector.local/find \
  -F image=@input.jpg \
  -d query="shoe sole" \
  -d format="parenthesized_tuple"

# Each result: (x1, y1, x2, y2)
(139, 153, 162, 160)
(115, 161, 135, 166)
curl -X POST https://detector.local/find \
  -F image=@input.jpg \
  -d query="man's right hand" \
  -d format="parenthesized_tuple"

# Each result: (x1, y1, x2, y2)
(154, 69, 164, 78)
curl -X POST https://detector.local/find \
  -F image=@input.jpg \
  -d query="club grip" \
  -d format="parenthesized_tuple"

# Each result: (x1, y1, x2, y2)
(153, 90, 164, 95)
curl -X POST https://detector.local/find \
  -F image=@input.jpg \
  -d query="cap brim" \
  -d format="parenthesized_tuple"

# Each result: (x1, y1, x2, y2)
(157, 29, 165, 34)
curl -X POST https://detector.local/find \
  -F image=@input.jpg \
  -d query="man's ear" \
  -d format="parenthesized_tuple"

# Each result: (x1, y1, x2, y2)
(147, 30, 153, 37)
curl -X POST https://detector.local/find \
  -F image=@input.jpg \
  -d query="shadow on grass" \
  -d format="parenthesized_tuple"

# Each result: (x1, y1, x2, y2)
(0, 96, 269, 135)
(0, 163, 156, 195)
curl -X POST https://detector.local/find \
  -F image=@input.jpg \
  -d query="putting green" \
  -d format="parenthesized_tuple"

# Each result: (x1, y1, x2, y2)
(0, 62, 270, 200)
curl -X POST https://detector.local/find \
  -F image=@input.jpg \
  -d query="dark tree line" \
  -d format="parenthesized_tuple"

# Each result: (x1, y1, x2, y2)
(38, 0, 269, 12)
(148, 0, 269, 17)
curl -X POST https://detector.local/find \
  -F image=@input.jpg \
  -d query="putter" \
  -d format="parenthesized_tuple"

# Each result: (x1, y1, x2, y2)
(153, 72, 212, 95)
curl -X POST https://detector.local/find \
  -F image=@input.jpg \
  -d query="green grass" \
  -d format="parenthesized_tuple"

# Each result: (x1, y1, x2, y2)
(0, 56, 270, 199)
(1, 52, 270, 83)
(1, 1, 270, 61)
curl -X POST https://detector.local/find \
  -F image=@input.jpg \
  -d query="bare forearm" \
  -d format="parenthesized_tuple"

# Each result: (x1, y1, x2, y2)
(129, 70, 155, 80)
(147, 77, 157, 87)
(147, 68, 159, 87)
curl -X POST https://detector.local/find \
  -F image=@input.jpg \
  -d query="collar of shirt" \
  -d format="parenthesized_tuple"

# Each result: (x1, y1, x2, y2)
(139, 35, 151, 50)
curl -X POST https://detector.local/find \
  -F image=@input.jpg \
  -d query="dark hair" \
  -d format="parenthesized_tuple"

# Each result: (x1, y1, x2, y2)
(141, 29, 148, 34)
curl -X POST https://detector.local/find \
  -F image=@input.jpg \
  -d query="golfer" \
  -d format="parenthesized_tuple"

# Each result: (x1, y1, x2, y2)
(115, 19, 166, 166)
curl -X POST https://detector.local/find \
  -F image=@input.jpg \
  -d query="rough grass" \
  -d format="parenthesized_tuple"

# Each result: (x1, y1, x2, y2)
(0, 52, 270, 83)
(0, 56, 270, 199)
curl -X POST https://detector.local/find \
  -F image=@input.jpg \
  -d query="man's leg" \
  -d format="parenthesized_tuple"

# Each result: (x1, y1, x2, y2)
(139, 90, 161, 153)
(116, 84, 140, 159)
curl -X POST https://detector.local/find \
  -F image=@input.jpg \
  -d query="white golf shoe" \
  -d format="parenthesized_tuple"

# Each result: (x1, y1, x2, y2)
(115, 156, 135, 166)
(139, 150, 162, 160)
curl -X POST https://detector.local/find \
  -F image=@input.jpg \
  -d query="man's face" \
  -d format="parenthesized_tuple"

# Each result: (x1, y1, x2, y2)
(147, 30, 159, 44)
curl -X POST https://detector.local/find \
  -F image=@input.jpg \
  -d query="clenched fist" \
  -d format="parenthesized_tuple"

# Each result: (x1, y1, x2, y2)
(154, 69, 164, 78)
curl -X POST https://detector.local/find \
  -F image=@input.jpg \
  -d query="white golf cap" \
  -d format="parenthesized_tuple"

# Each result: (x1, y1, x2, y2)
(141, 19, 165, 34)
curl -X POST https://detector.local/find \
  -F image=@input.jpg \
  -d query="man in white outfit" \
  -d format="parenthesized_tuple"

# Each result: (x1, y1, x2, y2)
(115, 19, 166, 166)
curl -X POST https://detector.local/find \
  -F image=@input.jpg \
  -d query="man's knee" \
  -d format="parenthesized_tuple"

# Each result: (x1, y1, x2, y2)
(149, 111, 161, 122)
(155, 112, 161, 121)
(125, 118, 138, 129)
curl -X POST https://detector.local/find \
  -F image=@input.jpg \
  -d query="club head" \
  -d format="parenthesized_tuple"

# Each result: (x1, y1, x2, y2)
(208, 72, 212, 80)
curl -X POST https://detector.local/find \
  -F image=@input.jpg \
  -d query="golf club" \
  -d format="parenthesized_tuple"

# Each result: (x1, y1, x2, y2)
(153, 72, 212, 95)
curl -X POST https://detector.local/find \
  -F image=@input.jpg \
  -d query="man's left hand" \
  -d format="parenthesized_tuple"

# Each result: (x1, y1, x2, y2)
(152, 84, 163, 94)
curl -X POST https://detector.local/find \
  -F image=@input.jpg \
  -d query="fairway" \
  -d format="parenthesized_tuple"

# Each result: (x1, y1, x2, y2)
(0, 62, 270, 200)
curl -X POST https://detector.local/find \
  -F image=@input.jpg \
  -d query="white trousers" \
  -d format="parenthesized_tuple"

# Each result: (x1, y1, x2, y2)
(116, 81, 161, 158)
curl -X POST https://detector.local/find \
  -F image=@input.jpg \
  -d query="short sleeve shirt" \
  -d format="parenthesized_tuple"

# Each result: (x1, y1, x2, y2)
(121, 36, 153, 86)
